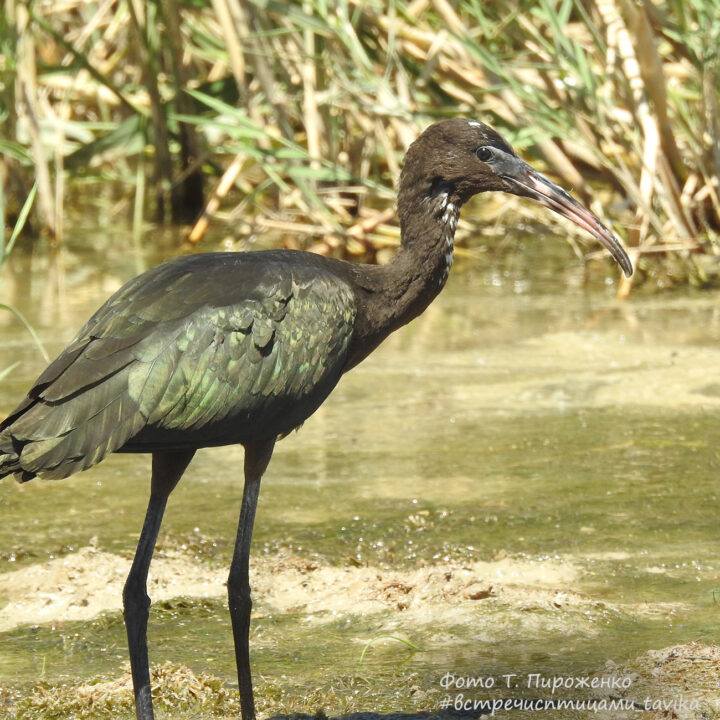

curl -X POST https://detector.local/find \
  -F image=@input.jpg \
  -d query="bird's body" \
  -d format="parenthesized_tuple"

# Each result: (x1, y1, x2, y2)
(0, 190, 465, 479)
(0, 118, 632, 720)
(0, 251, 360, 475)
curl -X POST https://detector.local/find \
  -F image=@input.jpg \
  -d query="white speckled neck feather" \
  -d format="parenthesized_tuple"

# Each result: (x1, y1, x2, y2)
(437, 195, 460, 286)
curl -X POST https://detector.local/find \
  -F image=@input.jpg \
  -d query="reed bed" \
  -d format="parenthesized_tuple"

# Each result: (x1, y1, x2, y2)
(1, 0, 719, 291)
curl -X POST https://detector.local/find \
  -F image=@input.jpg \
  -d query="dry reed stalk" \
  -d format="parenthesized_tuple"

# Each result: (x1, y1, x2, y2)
(346, 207, 395, 239)
(126, 0, 175, 222)
(163, 0, 205, 221)
(187, 152, 247, 244)
(210, 0, 247, 99)
(617, 0, 685, 183)
(301, 0, 322, 181)
(15, 4, 56, 237)
(239, 0, 293, 141)
(597, 0, 656, 296)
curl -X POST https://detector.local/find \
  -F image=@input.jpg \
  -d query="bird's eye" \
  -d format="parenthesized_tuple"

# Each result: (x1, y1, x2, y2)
(476, 146, 494, 163)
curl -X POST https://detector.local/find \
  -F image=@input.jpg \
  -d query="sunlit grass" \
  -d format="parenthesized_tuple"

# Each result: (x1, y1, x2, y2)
(2, 0, 719, 288)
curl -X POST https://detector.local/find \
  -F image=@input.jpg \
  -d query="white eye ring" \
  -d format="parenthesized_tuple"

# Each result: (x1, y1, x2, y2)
(476, 146, 493, 162)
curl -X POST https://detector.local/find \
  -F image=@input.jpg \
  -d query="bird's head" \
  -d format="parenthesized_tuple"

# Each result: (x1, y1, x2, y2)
(400, 118, 632, 277)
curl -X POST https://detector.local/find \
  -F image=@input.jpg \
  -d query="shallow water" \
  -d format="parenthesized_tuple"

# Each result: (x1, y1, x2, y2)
(0, 227, 719, 716)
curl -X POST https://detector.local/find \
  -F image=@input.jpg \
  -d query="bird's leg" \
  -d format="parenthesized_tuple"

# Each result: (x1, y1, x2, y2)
(123, 450, 195, 720)
(228, 438, 276, 720)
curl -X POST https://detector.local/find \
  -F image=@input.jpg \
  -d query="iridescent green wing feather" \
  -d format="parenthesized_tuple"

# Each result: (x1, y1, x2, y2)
(0, 253, 356, 480)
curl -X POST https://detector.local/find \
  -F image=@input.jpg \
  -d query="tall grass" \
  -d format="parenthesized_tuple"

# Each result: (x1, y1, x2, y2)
(1, 0, 718, 289)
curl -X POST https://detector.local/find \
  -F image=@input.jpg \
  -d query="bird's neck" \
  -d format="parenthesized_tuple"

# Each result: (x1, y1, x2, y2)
(388, 186, 461, 321)
(346, 187, 461, 368)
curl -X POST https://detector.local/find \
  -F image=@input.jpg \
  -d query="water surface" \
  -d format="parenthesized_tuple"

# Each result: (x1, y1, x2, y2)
(0, 226, 718, 716)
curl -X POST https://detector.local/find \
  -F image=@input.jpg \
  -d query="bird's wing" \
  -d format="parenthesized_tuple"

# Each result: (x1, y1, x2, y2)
(0, 254, 356, 481)
(124, 262, 357, 444)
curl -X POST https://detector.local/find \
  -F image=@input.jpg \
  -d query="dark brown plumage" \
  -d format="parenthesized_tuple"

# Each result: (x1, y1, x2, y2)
(0, 118, 631, 720)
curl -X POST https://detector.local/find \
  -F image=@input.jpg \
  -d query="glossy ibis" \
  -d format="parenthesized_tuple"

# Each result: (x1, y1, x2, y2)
(0, 119, 631, 720)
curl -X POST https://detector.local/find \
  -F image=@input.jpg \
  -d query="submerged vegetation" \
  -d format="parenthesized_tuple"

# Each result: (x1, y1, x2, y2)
(1, 0, 719, 291)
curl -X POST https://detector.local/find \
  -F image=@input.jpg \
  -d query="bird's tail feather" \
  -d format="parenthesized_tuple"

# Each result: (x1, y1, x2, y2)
(0, 364, 144, 482)
(0, 438, 32, 482)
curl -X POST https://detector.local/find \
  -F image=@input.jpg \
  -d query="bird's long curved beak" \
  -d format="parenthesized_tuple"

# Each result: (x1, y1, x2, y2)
(501, 159, 633, 277)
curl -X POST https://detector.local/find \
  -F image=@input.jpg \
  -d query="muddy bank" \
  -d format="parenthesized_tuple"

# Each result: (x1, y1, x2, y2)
(0, 546, 681, 635)
(1, 547, 717, 719)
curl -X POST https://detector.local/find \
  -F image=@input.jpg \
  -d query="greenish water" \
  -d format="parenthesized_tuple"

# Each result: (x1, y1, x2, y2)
(0, 228, 719, 716)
